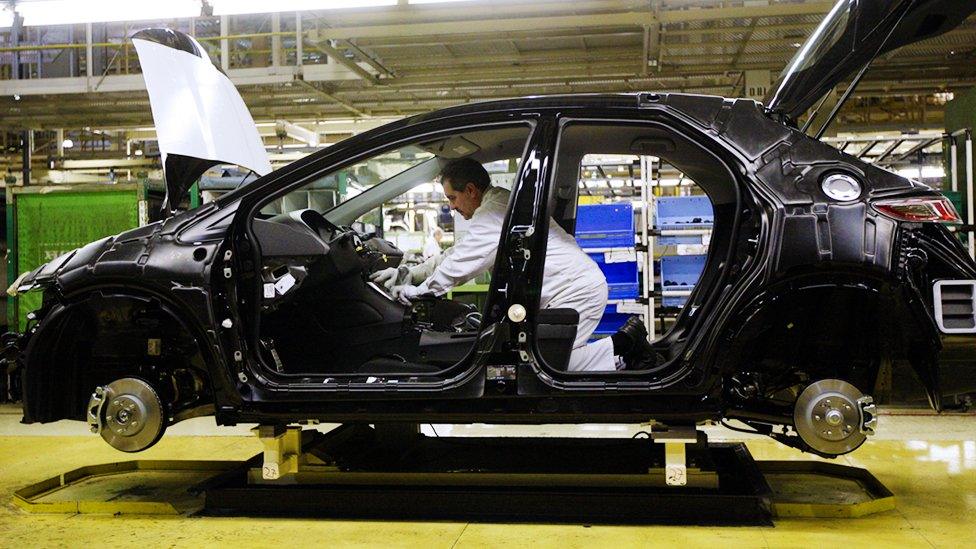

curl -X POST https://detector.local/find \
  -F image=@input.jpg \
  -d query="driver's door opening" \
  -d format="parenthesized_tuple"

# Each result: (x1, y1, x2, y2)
(539, 120, 739, 375)
(247, 123, 532, 379)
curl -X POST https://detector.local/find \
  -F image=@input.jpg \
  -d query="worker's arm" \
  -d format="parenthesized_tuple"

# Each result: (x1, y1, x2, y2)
(414, 215, 501, 296)
(406, 247, 452, 284)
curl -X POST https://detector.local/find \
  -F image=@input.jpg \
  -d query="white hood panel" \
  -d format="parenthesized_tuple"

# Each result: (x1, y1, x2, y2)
(133, 34, 272, 178)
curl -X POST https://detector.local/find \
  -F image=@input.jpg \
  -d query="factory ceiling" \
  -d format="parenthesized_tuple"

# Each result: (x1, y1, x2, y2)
(0, 0, 974, 145)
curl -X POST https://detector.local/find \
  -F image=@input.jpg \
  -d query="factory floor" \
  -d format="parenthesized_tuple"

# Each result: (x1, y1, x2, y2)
(0, 405, 973, 548)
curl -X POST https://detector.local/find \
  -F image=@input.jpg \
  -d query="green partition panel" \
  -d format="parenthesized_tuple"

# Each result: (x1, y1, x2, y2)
(9, 187, 141, 330)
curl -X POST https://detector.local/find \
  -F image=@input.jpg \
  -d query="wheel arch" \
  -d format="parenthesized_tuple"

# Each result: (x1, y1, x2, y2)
(716, 269, 939, 410)
(22, 285, 222, 424)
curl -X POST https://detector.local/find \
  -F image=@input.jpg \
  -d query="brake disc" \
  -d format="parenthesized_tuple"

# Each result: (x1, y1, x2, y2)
(91, 377, 167, 453)
(793, 378, 874, 457)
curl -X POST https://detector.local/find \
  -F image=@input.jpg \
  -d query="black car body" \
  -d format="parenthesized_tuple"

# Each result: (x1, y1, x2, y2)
(10, 0, 976, 457)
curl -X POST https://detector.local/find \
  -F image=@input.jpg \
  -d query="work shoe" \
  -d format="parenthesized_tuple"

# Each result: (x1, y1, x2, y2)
(617, 316, 649, 354)
(623, 348, 667, 371)
(615, 316, 662, 370)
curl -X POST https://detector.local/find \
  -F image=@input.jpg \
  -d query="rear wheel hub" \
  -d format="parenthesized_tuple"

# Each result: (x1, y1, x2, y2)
(793, 379, 875, 456)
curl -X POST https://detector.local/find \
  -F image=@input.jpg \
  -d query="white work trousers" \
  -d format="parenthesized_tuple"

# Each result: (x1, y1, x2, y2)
(546, 276, 615, 372)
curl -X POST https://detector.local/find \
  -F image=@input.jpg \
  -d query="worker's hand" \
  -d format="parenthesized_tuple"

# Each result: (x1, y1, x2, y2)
(369, 267, 400, 290)
(390, 284, 424, 305)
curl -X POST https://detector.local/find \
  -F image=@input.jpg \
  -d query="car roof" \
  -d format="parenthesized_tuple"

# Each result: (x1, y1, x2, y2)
(405, 93, 654, 123)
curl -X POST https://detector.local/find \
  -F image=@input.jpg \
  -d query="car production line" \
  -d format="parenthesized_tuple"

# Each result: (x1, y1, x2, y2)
(1, 404, 975, 545)
(3, 0, 976, 541)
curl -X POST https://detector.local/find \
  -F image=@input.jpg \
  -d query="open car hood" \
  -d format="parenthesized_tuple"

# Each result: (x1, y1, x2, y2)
(764, 0, 976, 121)
(132, 29, 272, 213)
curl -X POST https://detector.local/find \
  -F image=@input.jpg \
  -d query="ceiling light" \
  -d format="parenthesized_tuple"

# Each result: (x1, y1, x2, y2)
(61, 138, 74, 149)
(211, 0, 395, 16)
(134, 149, 144, 156)
(11, 0, 200, 27)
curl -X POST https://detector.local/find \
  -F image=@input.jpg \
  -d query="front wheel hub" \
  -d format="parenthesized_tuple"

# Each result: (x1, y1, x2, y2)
(88, 378, 166, 452)
(793, 379, 875, 457)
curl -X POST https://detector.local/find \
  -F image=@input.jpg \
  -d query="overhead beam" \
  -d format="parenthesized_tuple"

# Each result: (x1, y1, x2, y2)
(823, 132, 944, 144)
(730, 17, 761, 69)
(316, 2, 833, 42)
(891, 136, 942, 163)
(871, 140, 905, 164)
(356, 30, 644, 47)
(803, 91, 841, 136)
(343, 40, 397, 78)
(118, 119, 393, 140)
(294, 79, 370, 118)
(856, 140, 879, 159)
(0, 64, 362, 97)
(814, 121, 945, 133)
(313, 0, 647, 26)
(311, 39, 379, 84)
(62, 158, 154, 169)
(658, 1, 834, 24)
(350, 21, 975, 46)
(314, 12, 658, 41)
(360, 34, 829, 54)
(275, 120, 320, 147)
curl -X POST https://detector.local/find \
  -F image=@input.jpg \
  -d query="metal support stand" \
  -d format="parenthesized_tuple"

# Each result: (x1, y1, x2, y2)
(652, 426, 698, 486)
(10, 423, 896, 523)
(207, 423, 770, 523)
(253, 423, 425, 482)
(640, 154, 658, 338)
(252, 423, 712, 490)
(254, 425, 303, 480)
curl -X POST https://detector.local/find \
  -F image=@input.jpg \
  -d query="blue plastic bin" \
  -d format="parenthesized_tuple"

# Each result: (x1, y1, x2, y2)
(656, 196, 713, 229)
(588, 252, 639, 300)
(593, 305, 632, 335)
(660, 254, 706, 290)
(575, 203, 635, 248)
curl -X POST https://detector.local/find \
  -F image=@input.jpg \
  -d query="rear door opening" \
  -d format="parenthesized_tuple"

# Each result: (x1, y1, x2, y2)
(535, 118, 746, 382)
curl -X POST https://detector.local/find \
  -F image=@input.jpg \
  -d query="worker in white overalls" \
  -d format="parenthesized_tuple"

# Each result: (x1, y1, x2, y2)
(372, 158, 653, 371)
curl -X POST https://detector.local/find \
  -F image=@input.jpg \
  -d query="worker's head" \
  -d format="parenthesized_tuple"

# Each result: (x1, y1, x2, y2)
(440, 158, 490, 220)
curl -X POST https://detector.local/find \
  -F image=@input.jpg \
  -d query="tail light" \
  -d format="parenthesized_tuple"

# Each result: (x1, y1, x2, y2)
(872, 196, 962, 224)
